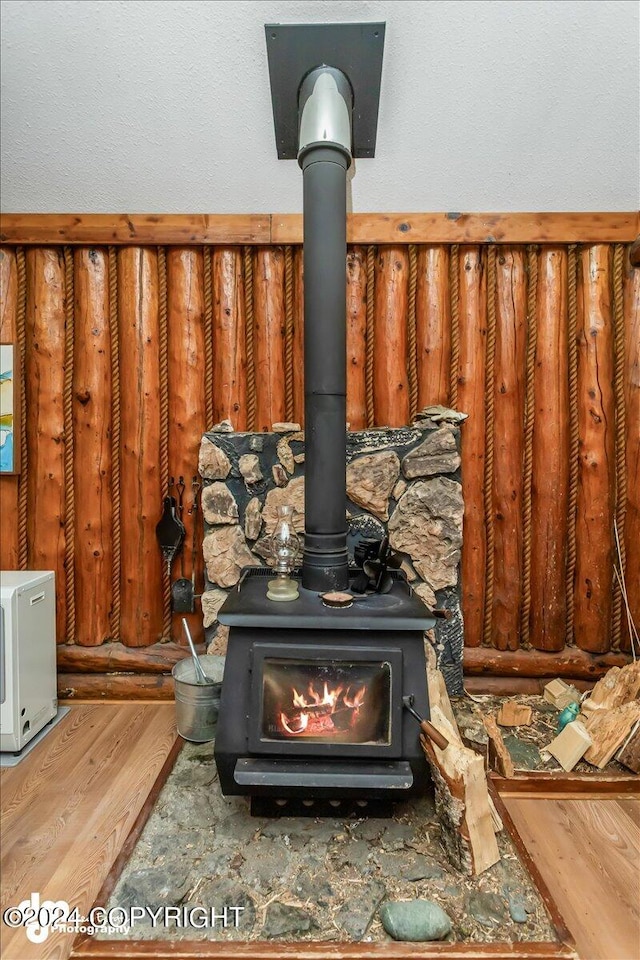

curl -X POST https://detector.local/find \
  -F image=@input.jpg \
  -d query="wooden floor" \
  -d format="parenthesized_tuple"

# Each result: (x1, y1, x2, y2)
(0, 704, 638, 960)
(0, 704, 177, 960)
(505, 795, 640, 960)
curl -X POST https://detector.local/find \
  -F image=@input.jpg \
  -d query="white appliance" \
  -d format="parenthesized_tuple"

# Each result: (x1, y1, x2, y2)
(1, 571, 57, 752)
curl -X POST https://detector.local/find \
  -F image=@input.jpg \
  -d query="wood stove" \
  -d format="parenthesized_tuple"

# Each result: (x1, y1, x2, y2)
(214, 569, 434, 801)
(213, 22, 435, 807)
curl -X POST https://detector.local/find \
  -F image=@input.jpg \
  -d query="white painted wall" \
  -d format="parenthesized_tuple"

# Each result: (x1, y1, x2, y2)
(1, 0, 638, 212)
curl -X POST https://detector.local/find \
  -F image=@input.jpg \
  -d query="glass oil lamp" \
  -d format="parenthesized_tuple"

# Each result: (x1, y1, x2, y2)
(267, 504, 300, 602)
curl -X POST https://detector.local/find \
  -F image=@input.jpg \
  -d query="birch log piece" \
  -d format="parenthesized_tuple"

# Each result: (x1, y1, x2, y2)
(167, 248, 206, 646)
(212, 247, 247, 430)
(421, 706, 500, 876)
(623, 253, 640, 651)
(423, 650, 500, 875)
(0, 248, 19, 568)
(118, 247, 163, 646)
(456, 246, 487, 648)
(26, 249, 67, 642)
(531, 247, 568, 651)
(373, 247, 409, 427)
(73, 248, 113, 645)
(574, 246, 615, 652)
(346, 246, 367, 429)
(416, 245, 451, 408)
(253, 247, 286, 432)
(492, 247, 527, 651)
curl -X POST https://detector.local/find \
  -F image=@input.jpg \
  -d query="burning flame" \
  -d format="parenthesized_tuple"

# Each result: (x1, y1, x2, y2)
(277, 681, 367, 737)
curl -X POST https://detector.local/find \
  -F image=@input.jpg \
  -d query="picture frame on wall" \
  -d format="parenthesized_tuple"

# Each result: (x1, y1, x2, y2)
(0, 343, 20, 475)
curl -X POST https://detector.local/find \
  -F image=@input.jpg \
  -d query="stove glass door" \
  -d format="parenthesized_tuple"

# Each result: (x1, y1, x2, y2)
(249, 643, 402, 757)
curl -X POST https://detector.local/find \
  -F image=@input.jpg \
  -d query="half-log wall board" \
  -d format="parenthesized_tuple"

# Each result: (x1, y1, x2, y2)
(0, 213, 638, 698)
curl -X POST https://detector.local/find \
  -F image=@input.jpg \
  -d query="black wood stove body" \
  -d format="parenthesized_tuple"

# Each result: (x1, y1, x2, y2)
(215, 569, 435, 801)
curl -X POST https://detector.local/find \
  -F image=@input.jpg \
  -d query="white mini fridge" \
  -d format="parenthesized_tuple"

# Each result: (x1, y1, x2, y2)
(0, 571, 58, 752)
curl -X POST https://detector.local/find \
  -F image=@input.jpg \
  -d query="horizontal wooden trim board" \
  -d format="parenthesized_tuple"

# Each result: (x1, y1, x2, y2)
(1, 211, 637, 245)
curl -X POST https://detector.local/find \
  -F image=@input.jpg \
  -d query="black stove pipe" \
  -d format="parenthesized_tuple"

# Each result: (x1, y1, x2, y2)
(297, 67, 352, 593)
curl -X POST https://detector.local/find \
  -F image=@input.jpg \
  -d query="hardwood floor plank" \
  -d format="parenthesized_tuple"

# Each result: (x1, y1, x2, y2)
(0, 704, 176, 960)
(617, 798, 640, 828)
(505, 796, 640, 960)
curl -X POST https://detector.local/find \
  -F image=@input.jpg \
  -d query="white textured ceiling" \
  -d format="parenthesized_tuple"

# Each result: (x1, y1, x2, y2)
(1, 0, 638, 213)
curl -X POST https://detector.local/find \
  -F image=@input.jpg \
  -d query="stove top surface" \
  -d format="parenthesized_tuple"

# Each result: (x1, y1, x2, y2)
(218, 568, 436, 631)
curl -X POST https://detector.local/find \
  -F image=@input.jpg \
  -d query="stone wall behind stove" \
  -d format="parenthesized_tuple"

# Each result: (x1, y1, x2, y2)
(199, 416, 465, 694)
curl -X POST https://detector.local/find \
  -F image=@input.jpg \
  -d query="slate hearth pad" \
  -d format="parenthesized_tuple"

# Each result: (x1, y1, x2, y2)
(98, 741, 555, 944)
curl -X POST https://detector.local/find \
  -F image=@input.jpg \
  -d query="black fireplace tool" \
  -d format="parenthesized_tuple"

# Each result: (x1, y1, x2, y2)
(155, 481, 186, 580)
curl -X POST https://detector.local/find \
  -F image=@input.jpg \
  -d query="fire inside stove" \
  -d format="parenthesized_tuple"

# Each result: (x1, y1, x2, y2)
(261, 659, 392, 745)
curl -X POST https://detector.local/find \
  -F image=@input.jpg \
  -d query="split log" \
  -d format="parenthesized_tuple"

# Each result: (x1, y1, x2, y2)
(253, 247, 285, 432)
(58, 672, 174, 701)
(424, 648, 500, 875)
(212, 247, 246, 429)
(292, 247, 304, 426)
(421, 706, 500, 876)
(456, 246, 486, 648)
(585, 661, 640, 711)
(57, 640, 191, 673)
(584, 700, 640, 768)
(530, 247, 568, 651)
(482, 713, 515, 777)
(25, 248, 67, 642)
(415, 245, 450, 407)
(574, 245, 615, 652)
(117, 247, 162, 646)
(346, 246, 367, 429)
(168, 248, 206, 646)
(616, 721, 640, 774)
(623, 253, 640, 650)
(545, 720, 592, 772)
(496, 701, 533, 727)
(463, 645, 631, 679)
(73, 248, 113, 646)
(543, 678, 581, 710)
(0, 247, 19, 568)
(492, 247, 527, 650)
(373, 247, 409, 427)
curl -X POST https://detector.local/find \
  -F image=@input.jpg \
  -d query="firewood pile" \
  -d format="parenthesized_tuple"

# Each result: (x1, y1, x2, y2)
(542, 662, 640, 772)
(420, 657, 639, 880)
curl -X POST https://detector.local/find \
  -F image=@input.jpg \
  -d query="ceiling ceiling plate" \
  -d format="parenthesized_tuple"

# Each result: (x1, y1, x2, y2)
(264, 22, 386, 160)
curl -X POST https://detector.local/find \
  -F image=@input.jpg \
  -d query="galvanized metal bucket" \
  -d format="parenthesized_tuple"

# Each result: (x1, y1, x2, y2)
(172, 655, 224, 742)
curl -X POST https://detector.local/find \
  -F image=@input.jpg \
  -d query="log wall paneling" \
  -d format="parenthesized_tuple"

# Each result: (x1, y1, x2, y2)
(117, 247, 163, 646)
(346, 246, 368, 430)
(253, 247, 286, 432)
(26, 249, 67, 642)
(212, 247, 246, 430)
(0, 248, 19, 568)
(167, 247, 206, 645)
(456, 246, 487, 648)
(73, 248, 113, 645)
(0, 224, 637, 673)
(530, 247, 569, 651)
(373, 246, 410, 427)
(573, 246, 615, 652)
(492, 247, 527, 650)
(416, 245, 451, 408)
(623, 252, 640, 651)
(292, 247, 305, 426)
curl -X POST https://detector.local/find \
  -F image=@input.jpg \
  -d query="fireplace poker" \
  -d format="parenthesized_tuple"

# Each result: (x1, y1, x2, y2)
(403, 696, 449, 750)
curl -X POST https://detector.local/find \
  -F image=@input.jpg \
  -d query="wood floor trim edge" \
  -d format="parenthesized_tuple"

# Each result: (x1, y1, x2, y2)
(71, 748, 577, 959)
(493, 773, 640, 796)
